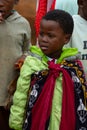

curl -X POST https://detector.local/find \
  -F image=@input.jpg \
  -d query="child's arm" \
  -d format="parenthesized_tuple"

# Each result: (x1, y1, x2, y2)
(9, 56, 33, 130)
(9, 56, 47, 130)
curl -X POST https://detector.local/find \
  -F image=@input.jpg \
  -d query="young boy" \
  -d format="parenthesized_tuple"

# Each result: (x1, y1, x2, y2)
(66, 0, 87, 60)
(9, 9, 87, 130)
(0, 0, 31, 129)
(65, 0, 87, 79)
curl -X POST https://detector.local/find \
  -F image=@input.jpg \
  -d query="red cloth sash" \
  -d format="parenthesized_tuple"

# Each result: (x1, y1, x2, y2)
(30, 60, 76, 130)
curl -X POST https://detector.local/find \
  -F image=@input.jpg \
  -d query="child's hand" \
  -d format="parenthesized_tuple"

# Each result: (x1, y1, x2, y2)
(14, 55, 26, 70)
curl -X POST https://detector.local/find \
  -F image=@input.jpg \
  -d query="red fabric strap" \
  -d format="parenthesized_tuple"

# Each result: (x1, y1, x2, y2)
(31, 61, 76, 130)
(35, 0, 47, 37)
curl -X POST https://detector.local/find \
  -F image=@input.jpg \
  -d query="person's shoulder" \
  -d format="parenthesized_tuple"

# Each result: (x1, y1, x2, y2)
(73, 15, 87, 25)
(15, 11, 29, 24)
(73, 15, 84, 22)
(7, 11, 28, 23)
(7, 11, 31, 35)
(72, 14, 79, 20)
(11, 11, 31, 31)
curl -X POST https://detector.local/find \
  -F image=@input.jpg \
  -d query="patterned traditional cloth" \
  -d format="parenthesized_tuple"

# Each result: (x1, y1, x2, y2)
(62, 60, 87, 130)
(9, 46, 87, 130)
(23, 60, 87, 130)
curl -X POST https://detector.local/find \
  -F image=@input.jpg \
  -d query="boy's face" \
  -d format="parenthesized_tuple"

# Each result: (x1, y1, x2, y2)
(79, 0, 87, 20)
(38, 19, 70, 59)
(82, 0, 87, 20)
(0, 0, 15, 22)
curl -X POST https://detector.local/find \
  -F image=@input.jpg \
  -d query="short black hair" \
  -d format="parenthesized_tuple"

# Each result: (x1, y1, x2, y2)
(42, 9, 74, 35)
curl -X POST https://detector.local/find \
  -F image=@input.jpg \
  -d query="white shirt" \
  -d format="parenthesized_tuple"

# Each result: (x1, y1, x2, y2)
(67, 15, 87, 60)
(55, 0, 78, 15)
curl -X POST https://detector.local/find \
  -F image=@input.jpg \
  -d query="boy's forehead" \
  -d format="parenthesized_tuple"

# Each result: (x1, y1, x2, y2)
(83, 0, 87, 7)
(85, 0, 87, 3)
(41, 19, 59, 27)
(40, 19, 63, 33)
(83, 0, 87, 2)
(78, 0, 87, 4)
(0, 0, 15, 2)
(83, 0, 87, 4)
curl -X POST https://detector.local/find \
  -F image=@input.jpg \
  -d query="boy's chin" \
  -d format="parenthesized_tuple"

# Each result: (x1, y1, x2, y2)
(41, 50, 49, 56)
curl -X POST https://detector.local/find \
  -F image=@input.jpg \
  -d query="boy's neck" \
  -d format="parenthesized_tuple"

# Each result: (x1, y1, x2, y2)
(5, 10, 14, 19)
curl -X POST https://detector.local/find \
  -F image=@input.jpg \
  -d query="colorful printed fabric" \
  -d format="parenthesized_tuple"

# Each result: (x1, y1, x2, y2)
(9, 46, 86, 130)
(23, 60, 87, 130)
(61, 60, 87, 130)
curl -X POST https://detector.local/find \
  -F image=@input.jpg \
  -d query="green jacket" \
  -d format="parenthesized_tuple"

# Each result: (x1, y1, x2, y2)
(9, 46, 79, 130)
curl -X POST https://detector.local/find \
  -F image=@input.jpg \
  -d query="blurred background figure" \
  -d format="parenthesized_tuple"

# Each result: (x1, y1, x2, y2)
(35, 0, 56, 38)
(55, 0, 78, 15)
(0, 0, 31, 129)
(14, 0, 36, 45)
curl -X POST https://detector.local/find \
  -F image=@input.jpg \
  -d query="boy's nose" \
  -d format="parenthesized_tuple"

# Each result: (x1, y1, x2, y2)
(42, 35, 48, 42)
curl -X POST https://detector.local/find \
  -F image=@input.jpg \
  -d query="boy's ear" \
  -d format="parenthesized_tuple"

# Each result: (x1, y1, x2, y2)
(64, 34, 71, 44)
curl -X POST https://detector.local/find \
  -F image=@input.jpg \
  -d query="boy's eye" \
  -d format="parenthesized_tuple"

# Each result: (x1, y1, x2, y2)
(39, 32, 54, 38)
(48, 34, 54, 38)
(39, 32, 43, 36)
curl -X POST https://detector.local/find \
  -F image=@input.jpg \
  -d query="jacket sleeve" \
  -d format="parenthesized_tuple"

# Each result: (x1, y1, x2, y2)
(9, 56, 47, 130)
(22, 18, 31, 53)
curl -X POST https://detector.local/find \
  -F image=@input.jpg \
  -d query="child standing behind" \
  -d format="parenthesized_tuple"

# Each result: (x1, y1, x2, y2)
(9, 9, 87, 130)
(65, 0, 87, 60)
(0, 0, 31, 129)
(65, 0, 87, 79)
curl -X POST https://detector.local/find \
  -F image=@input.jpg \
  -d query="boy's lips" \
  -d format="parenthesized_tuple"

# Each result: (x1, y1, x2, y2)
(40, 46, 48, 51)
